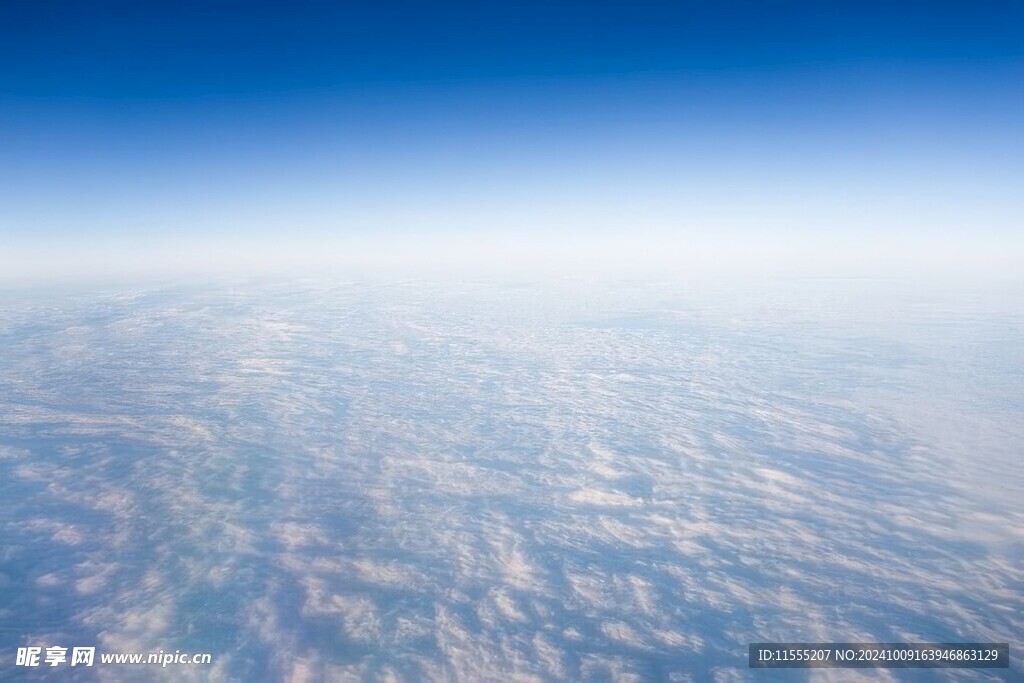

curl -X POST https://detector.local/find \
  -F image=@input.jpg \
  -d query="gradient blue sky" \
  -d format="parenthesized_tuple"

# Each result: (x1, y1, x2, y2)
(1, 1, 1022, 279)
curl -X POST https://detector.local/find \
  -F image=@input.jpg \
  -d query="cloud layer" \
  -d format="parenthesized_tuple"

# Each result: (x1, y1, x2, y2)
(0, 277, 1020, 681)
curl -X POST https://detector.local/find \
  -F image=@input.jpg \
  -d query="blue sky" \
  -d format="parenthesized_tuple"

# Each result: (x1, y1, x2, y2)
(1, 1, 1022, 279)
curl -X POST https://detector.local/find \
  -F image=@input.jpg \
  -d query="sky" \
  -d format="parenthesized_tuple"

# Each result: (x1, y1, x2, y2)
(1, 0, 1022, 281)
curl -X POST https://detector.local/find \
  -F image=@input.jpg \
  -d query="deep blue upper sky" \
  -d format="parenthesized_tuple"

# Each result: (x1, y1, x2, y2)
(1, 1, 1022, 279)
(2, 1, 1022, 97)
